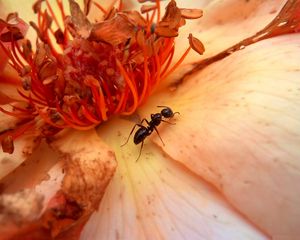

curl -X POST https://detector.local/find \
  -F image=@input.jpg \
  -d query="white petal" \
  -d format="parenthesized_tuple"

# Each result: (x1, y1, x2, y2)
(139, 34, 300, 238)
(81, 119, 266, 240)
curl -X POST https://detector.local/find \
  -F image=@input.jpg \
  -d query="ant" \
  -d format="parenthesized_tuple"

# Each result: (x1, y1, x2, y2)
(121, 106, 179, 161)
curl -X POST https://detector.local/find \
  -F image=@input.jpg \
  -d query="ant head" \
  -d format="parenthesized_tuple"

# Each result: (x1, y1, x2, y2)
(161, 107, 174, 118)
(157, 106, 180, 118)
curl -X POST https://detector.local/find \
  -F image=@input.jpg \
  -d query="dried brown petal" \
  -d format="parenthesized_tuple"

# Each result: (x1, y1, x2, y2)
(155, 26, 178, 37)
(89, 14, 135, 46)
(188, 33, 205, 55)
(141, 4, 157, 14)
(1, 135, 14, 154)
(180, 8, 203, 19)
(160, 0, 181, 29)
(69, 0, 92, 38)
(49, 129, 117, 211)
(33, 0, 45, 14)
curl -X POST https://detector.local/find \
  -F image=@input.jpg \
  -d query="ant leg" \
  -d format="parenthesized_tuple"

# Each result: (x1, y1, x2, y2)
(153, 126, 165, 146)
(161, 119, 176, 125)
(140, 118, 148, 124)
(136, 141, 144, 162)
(121, 118, 148, 146)
(121, 123, 144, 147)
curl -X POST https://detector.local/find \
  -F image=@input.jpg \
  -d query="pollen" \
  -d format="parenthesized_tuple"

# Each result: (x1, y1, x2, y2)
(0, 0, 204, 152)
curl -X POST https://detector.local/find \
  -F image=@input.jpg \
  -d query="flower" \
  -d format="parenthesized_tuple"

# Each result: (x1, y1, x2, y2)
(0, 0, 300, 239)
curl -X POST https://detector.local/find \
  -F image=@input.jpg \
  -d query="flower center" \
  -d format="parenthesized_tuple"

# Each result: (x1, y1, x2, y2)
(0, 0, 204, 152)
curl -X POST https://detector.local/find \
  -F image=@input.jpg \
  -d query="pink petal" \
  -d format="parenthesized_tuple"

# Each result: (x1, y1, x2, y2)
(140, 34, 300, 238)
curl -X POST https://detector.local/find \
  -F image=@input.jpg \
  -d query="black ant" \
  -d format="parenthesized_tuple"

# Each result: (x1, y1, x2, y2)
(121, 106, 179, 161)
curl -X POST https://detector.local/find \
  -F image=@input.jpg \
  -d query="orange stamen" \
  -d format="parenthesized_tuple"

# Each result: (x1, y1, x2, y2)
(46, 0, 62, 30)
(162, 46, 191, 80)
(116, 59, 139, 115)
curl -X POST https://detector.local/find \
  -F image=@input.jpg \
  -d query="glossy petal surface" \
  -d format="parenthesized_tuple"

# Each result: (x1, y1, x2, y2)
(139, 34, 300, 238)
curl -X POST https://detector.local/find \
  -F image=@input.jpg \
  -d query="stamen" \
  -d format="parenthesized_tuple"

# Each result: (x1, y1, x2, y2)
(116, 59, 139, 115)
(162, 46, 191, 79)
(0, 0, 204, 146)
(93, 2, 107, 14)
(45, 0, 61, 30)
(156, 0, 161, 22)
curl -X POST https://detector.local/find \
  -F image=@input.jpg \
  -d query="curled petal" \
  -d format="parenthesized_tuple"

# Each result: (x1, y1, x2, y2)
(197, 0, 289, 57)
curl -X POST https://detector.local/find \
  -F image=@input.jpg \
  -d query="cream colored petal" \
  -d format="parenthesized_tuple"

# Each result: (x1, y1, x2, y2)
(139, 34, 300, 238)
(81, 119, 266, 240)
(0, 132, 39, 179)
(165, 0, 290, 89)
(197, 0, 287, 58)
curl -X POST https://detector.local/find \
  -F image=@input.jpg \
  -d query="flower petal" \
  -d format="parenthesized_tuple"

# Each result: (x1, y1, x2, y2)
(139, 34, 300, 238)
(49, 129, 117, 212)
(197, 0, 288, 57)
(0, 129, 117, 239)
(0, 144, 62, 240)
(0, 131, 39, 179)
(81, 119, 266, 240)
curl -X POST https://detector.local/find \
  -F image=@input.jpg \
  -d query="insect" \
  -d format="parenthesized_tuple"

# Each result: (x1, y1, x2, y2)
(122, 106, 180, 161)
